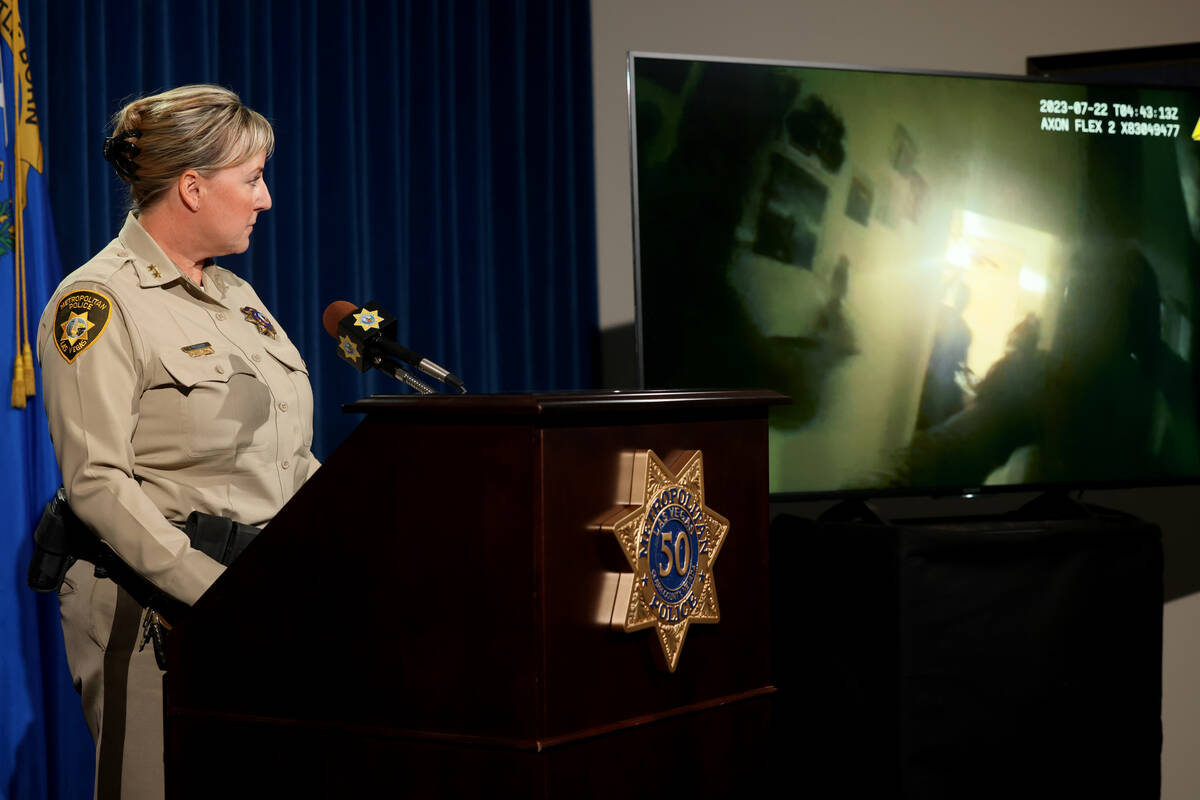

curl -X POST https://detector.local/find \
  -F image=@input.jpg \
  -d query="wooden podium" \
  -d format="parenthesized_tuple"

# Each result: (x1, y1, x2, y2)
(163, 390, 782, 797)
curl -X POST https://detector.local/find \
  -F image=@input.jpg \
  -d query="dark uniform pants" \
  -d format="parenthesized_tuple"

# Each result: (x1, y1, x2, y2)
(60, 560, 165, 800)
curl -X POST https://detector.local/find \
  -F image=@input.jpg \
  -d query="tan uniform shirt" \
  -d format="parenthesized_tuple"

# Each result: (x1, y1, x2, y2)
(38, 213, 318, 605)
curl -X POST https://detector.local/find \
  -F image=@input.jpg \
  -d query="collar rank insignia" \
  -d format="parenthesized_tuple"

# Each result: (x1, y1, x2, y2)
(54, 290, 113, 364)
(240, 306, 277, 338)
(338, 335, 361, 364)
(352, 308, 383, 331)
(597, 449, 729, 672)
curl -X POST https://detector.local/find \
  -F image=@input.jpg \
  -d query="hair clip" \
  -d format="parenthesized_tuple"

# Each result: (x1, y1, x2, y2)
(103, 129, 142, 182)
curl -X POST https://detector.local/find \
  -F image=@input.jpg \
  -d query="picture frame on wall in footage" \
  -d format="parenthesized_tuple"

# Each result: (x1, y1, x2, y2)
(630, 51, 1200, 499)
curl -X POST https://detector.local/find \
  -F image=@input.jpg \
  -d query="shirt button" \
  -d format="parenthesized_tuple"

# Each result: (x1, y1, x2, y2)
(216, 312, 227, 322)
(215, 365, 225, 375)
(251, 352, 262, 363)
(278, 401, 289, 412)
(281, 460, 290, 470)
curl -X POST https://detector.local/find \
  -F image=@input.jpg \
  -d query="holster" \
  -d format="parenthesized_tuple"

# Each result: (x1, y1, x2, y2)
(26, 489, 261, 629)
(27, 488, 84, 595)
(185, 510, 261, 566)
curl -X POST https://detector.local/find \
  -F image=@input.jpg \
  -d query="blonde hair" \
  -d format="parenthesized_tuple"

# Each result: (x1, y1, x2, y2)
(107, 85, 274, 213)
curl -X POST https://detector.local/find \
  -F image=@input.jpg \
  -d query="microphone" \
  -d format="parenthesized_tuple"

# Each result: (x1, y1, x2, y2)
(321, 300, 467, 393)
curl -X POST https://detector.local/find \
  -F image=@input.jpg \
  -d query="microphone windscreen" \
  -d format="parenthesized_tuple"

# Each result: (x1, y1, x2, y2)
(322, 300, 358, 338)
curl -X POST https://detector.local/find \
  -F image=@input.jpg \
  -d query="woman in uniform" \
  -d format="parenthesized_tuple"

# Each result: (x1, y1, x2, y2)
(37, 85, 318, 799)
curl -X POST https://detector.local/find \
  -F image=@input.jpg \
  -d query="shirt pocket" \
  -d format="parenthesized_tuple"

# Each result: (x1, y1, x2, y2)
(262, 339, 316, 449)
(152, 348, 272, 457)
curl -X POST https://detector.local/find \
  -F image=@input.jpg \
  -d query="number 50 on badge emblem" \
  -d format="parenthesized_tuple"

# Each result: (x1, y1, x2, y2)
(595, 449, 729, 672)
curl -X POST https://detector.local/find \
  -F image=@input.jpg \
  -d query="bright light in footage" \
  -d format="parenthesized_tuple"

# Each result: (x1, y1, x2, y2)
(1018, 267, 1047, 293)
(960, 210, 987, 238)
(946, 240, 973, 268)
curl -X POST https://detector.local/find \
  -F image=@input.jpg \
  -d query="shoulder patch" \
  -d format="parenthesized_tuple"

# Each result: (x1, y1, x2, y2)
(53, 290, 113, 364)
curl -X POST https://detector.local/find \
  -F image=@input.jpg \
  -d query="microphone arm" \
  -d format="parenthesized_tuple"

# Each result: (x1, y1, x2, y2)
(376, 339, 467, 394)
(375, 356, 436, 395)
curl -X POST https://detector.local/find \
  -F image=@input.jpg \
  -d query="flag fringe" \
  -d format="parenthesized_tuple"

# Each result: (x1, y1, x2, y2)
(11, 357, 26, 409)
(21, 342, 34, 397)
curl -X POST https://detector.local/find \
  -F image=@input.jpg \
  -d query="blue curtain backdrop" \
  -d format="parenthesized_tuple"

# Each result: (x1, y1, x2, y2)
(11, 1, 597, 798)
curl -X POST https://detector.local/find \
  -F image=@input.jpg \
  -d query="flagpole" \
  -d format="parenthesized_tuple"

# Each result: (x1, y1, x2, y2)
(10, 41, 23, 409)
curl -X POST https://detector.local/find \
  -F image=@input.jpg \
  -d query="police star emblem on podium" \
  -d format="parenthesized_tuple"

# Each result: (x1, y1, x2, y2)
(599, 449, 729, 672)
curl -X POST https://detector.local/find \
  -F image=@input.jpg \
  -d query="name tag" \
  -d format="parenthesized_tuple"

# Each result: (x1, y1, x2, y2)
(181, 342, 215, 357)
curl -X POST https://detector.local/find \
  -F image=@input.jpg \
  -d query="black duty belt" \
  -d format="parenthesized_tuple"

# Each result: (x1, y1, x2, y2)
(26, 487, 261, 625)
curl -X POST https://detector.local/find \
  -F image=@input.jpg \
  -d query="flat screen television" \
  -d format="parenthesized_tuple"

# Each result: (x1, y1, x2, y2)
(630, 52, 1200, 497)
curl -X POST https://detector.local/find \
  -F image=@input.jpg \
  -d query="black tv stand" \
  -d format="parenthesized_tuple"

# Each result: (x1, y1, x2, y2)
(815, 496, 887, 524)
(771, 504, 1162, 799)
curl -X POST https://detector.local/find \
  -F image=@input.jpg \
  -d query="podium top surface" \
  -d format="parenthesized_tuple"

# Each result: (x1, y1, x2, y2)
(344, 388, 788, 420)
